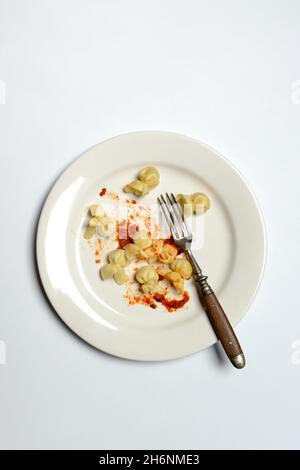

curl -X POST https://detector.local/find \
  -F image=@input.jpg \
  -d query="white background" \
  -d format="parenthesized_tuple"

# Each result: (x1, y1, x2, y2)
(0, 0, 299, 450)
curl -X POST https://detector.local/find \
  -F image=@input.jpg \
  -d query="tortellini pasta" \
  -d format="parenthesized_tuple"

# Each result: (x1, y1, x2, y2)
(124, 180, 149, 197)
(84, 203, 106, 239)
(124, 243, 140, 261)
(175, 194, 193, 215)
(100, 263, 118, 280)
(153, 239, 164, 253)
(165, 271, 184, 295)
(124, 237, 165, 263)
(191, 192, 210, 214)
(157, 264, 171, 278)
(133, 233, 152, 250)
(86, 185, 195, 303)
(138, 166, 160, 188)
(99, 232, 190, 299)
(159, 243, 177, 264)
(101, 249, 129, 284)
(90, 204, 105, 218)
(140, 239, 164, 262)
(136, 266, 160, 295)
(135, 266, 159, 284)
(141, 281, 160, 295)
(96, 216, 117, 238)
(99, 240, 192, 300)
(171, 258, 193, 279)
(89, 216, 102, 227)
(124, 166, 160, 197)
(84, 225, 96, 240)
(108, 249, 128, 267)
(113, 268, 129, 285)
(176, 192, 210, 215)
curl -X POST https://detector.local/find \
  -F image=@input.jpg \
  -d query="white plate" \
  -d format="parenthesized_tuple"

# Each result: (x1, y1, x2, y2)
(36, 131, 266, 361)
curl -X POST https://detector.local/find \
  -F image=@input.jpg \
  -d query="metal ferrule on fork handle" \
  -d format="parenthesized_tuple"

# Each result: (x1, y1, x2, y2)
(187, 250, 213, 295)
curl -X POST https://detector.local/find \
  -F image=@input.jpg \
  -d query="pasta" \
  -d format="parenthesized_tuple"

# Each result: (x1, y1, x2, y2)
(157, 264, 171, 278)
(124, 243, 140, 261)
(176, 194, 193, 215)
(85, 182, 199, 307)
(159, 243, 177, 264)
(171, 258, 193, 279)
(136, 266, 159, 284)
(151, 239, 164, 255)
(136, 266, 161, 295)
(124, 166, 160, 197)
(140, 239, 164, 262)
(84, 203, 106, 238)
(141, 280, 163, 295)
(113, 268, 129, 285)
(191, 192, 210, 214)
(99, 238, 189, 298)
(89, 204, 105, 219)
(89, 216, 102, 227)
(84, 225, 96, 240)
(101, 249, 129, 284)
(108, 249, 128, 267)
(124, 180, 149, 197)
(176, 192, 210, 214)
(134, 233, 152, 250)
(96, 216, 116, 238)
(100, 263, 118, 280)
(165, 271, 184, 295)
(138, 166, 160, 188)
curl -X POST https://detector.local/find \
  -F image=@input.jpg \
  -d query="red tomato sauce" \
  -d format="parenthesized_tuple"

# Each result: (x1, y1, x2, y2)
(154, 291, 189, 312)
(99, 187, 107, 197)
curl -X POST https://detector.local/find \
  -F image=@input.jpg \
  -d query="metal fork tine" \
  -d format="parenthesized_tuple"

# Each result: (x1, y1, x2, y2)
(170, 193, 190, 235)
(165, 193, 185, 237)
(157, 196, 176, 238)
(161, 194, 179, 238)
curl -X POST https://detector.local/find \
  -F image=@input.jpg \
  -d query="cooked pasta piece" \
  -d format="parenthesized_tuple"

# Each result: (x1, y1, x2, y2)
(84, 204, 106, 239)
(108, 249, 128, 267)
(171, 258, 193, 279)
(97, 216, 117, 238)
(124, 180, 149, 197)
(141, 280, 163, 295)
(123, 166, 160, 197)
(165, 271, 184, 295)
(84, 225, 96, 240)
(89, 216, 102, 227)
(157, 264, 171, 278)
(191, 192, 210, 214)
(141, 281, 156, 295)
(113, 268, 129, 285)
(176, 194, 193, 215)
(136, 266, 159, 284)
(89, 204, 105, 219)
(100, 263, 118, 280)
(176, 192, 210, 214)
(138, 166, 160, 188)
(151, 239, 164, 256)
(124, 243, 139, 261)
(134, 233, 152, 251)
(139, 239, 164, 262)
(159, 243, 177, 264)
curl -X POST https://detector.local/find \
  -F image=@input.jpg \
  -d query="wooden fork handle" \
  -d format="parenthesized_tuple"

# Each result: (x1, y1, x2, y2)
(186, 250, 245, 368)
(201, 291, 245, 369)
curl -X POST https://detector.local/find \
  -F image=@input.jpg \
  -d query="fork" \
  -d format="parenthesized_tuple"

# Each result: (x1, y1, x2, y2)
(158, 193, 245, 369)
